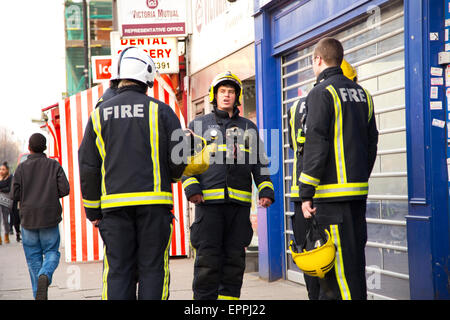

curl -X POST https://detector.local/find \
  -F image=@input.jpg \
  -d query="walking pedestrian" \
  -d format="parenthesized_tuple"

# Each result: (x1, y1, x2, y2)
(299, 37, 378, 300)
(182, 71, 275, 300)
(12, 133, 70, 300)
(78, 47, 188, 300)
(0, 162, 12, 244)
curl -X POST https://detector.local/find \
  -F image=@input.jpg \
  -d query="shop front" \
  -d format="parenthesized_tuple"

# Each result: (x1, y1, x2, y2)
(254, 0, 450, 299)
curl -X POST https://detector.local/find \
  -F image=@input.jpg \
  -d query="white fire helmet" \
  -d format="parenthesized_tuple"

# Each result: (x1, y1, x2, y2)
(115, 46, 157, 88)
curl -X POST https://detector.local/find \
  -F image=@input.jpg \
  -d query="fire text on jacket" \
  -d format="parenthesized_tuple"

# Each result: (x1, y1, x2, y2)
(103, 104, 145, 121)
(339, 88, 367, 103)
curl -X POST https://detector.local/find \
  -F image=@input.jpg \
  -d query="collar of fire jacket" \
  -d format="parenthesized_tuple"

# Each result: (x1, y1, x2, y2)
(116, 84, 148, 95)
(212, 105, 240, 123)
(316, 66, 344, 84)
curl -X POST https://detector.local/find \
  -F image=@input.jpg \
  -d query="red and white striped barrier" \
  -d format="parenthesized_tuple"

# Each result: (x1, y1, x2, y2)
(51, 75, 188, 262)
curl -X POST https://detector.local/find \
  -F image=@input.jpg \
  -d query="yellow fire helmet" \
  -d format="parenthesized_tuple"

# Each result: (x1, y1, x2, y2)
(341, 58, 358, 82)
(289, 228, 336, 279)
(208, 71, 243, 107)
(182, 129, 217, 177)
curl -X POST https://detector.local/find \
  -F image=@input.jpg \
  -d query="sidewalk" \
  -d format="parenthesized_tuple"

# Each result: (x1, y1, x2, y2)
(0, 240, 308, 300)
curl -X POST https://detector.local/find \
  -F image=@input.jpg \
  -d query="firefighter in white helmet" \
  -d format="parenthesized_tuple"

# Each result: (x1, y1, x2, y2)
(78, 46, 188, 300)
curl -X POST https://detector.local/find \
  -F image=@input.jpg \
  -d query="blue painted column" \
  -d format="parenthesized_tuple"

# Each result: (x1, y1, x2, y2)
(405, 0, 450, 299)
(254, 6, 285, 281)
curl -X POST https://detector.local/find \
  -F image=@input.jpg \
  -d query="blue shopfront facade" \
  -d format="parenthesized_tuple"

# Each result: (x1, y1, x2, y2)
(253, 0, 450, 299)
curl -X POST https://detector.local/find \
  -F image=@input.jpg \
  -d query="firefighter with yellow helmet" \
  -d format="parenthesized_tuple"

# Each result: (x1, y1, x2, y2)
(182, 71, 275, 300)
(289, 46, 377, 300)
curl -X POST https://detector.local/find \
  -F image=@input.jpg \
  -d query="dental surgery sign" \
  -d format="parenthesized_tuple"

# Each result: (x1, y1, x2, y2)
(117, 0, 187, 38)
(111, 31, 179, 74)
(92, 35, 179, 82)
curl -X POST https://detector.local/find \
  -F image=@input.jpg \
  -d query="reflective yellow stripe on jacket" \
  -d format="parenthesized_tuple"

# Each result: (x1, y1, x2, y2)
(149, 101, 161, 192)
(201, 188, 253, 203)
(83, 198, 101, 209)
(289, 100, 299, 196)
(182, 177, 200, 189)
(228, 187, 252, 203)
(100, 191, 173, 209)
(313, 182, 368, 199)
(202, 188, 225, 201)
(299, 172, 320, 187)
(326, 85, 347, 184)
(91, 108, 107, 195)
(363, 88, 374, 122)
(257, 181, 274, 193)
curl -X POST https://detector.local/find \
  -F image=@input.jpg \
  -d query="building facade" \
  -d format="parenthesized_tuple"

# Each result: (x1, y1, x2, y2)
(254, 0, 450, 299)
(65, 0, 113, 95)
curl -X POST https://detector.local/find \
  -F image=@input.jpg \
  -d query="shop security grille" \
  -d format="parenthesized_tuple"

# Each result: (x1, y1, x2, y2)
(281, 0, 408, 300)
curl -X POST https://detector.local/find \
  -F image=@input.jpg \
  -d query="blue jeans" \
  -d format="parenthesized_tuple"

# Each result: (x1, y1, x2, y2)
(21, 226, 61, 298)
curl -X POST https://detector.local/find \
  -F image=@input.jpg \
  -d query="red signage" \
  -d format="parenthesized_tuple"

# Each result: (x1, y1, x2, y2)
(146, 0, 158, 9)
(92, 56, 112, 83)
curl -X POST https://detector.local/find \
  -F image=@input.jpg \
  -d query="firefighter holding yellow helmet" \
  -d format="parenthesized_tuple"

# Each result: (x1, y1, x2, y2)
(288, 47, 377, 300)
(296, 38, 378, 300)
(182, 71, 275, 300)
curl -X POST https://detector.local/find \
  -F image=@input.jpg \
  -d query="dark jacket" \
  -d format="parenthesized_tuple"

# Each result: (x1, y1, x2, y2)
(78, 84, 187, 221)
(12, 153, 70, 229)
(0, 175, 12, 193)
(182, 106, 275, 207)
(287, 97, 307, 202)
(299, 66, 378, 203)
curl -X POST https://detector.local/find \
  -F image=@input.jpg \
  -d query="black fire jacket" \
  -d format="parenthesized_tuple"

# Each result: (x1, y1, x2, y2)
(78, 84, 187, 221)
(182, 107, 275, 207)
(299, 67, 378, 203)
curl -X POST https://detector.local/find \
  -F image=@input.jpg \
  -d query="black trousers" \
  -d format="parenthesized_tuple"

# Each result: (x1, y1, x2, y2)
(10, 201, 21, 235)
(98, 205, 173, 300)
(292, 202, 320, 300)
(313, 200, 368, 300)
(190, 203, 253, 300)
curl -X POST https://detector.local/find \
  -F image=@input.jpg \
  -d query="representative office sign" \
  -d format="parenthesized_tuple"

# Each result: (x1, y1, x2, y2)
(118, 0, 187, 38)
